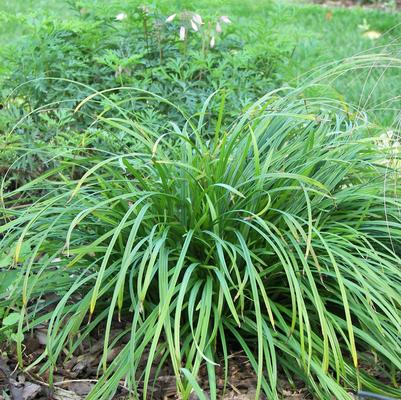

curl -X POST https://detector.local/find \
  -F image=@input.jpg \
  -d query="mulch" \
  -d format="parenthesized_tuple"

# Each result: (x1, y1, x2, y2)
(1, 310, 399, 399)
(0, 327, 310, 400)
(1, 316, 399, 399)
(311, 0, 401, 9)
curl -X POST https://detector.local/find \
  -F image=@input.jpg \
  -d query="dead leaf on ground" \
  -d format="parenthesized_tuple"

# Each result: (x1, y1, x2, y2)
(67, 381, 94, 396)
(325, 10, 333, 21)
(363, 30, 382, 40)
(21, 382, 42, 400)
(64, 354, 98, 376)
(53, 387, 82, 400)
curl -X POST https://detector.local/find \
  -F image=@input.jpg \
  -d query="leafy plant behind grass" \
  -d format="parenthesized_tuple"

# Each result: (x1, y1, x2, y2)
(0, 1, 290, 188)
(1, 76, 400, 399)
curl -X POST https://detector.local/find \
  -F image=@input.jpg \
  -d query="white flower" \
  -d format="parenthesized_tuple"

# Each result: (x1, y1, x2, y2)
(220, 15, 231, 24)
(210, 35, 215, 48)
(165, 13, 176, 23)
(179, 26, 186, 41)
(216, 22, 222, 33)
(193, 14, 203, 25)
(115, 12, 127, 21)
(191, 19, 198, 31)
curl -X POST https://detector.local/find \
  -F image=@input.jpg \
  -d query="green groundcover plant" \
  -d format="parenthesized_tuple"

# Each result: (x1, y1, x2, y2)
(0, 1, 290, 189)
(1, 63, 401, 399)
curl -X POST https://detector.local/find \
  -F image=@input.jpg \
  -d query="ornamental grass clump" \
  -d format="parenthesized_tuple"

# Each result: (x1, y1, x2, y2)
(0, 83, 400, 399)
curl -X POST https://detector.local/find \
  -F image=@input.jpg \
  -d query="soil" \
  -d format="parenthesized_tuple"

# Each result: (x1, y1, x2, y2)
(3, 324, 396, 400)
(0, 338, 310, 400)
(311, 0, 401, 9)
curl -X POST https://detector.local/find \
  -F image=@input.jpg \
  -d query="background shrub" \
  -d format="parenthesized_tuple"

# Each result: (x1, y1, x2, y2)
(0, 1, 292, 188)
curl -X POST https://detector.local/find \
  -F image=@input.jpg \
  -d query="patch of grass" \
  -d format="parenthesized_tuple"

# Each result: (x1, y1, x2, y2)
(278, 3, 401, 125)
(280, 3, 400, 70)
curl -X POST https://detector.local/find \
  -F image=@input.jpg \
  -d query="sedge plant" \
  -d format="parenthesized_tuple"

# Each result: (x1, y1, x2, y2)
(0, 78, 401, 400)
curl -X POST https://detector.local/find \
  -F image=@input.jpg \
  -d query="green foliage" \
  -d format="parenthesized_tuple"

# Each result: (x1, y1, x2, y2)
(1, 87, 400, 399)
(0, 1, 291, 188)
(0, 312, 23, 344)
(1, 1, 401, 399)
(278, 3, 401, 126)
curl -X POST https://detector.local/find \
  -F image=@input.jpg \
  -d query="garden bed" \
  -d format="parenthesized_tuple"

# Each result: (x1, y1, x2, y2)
(2, 332, 399, 400)
(1, 339, 309, 400)
(1, 1, 401, 400)
(311, 0, 401, 9)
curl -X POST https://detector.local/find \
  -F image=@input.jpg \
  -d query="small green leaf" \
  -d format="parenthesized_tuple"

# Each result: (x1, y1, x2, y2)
(10, 332, 24, 343)
(2, 312, 21, 326)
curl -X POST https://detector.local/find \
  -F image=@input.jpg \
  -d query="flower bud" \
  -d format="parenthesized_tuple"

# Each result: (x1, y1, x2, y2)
(210, 35, 215, 48)
(165, 14, 177, 23)
(220, 16, 231, 24)
(115, 12, 127, 21)
(193, 14, 203, 25)
(191, 19, 199, 31)
(179, 26, 186, 41)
